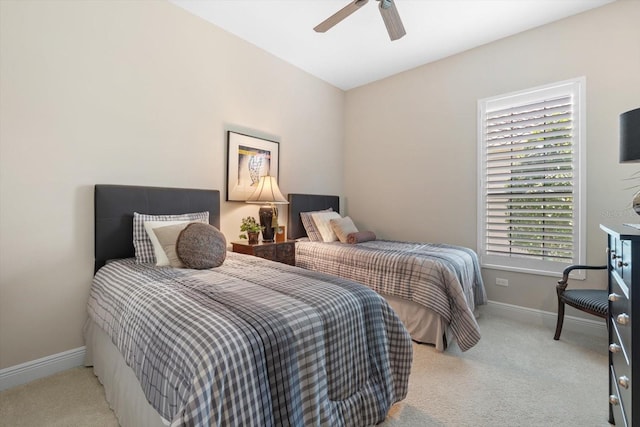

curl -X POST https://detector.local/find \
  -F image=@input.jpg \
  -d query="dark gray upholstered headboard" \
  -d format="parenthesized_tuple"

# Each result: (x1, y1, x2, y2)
(94, 184, 221, 273)
(287, 193, 340, 240)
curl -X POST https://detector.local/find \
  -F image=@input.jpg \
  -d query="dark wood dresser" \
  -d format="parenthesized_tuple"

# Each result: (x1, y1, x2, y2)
(601, 224, 638, 426)
(231, 240, 295, 266)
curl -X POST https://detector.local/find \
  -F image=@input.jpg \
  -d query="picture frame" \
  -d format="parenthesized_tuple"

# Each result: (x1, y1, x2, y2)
(226, 131, 280, 202)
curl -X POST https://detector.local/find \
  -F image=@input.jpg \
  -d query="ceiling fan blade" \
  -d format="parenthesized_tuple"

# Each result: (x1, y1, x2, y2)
(378, 0, 406, 41)
(314, 0, 369, 33)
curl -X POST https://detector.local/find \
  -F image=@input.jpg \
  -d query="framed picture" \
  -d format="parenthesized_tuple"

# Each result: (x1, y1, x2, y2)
(226, 131, 280, 201)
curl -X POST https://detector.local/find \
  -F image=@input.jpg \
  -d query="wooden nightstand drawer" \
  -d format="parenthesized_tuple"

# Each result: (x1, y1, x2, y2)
(231, 240, 295, 266)
(253, 245, 277, 261)
(276, 242, 295, 263)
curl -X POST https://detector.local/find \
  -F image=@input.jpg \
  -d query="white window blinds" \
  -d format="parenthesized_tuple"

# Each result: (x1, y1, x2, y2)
(477, 78, 585, 277)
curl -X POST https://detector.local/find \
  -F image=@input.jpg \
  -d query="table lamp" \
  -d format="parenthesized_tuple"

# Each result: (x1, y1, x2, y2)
(246, 176, 288, 242)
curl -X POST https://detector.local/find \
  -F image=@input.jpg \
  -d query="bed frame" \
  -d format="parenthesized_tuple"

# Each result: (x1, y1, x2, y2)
(287, 193, 340, 240)
(94, 184, 220, 273)
(90, 184, 222, 426)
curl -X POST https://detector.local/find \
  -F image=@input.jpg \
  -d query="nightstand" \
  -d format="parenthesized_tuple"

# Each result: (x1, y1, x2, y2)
(231, 240, 295, 266)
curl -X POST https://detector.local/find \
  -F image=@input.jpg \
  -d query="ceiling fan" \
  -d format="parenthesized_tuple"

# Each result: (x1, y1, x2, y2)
(314, 0, 406, 41)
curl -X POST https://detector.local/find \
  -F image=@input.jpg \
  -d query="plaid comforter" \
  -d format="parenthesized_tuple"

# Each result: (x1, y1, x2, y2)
(295, 240, 487, 351)
(87, 253, 412, 426)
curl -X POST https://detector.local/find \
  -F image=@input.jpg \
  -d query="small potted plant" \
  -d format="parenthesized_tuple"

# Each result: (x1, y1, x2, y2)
(239, 216, 263, 244)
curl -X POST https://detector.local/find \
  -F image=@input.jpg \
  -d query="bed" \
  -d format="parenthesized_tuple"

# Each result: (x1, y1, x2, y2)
(287, 193, 487, 352)
(85, 184, 413, 427)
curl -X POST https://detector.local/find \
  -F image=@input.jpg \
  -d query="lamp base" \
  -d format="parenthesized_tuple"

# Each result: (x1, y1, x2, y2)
(258, 206, 276, 242)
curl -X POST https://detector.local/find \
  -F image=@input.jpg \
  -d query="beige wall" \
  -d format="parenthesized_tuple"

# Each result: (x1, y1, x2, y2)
(344, 1, 640, 316)
(0, 0, 344, 368)
(2, 0, 638, 370)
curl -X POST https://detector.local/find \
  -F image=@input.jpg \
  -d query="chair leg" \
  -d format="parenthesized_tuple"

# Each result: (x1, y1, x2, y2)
(554, 300, 565, 340)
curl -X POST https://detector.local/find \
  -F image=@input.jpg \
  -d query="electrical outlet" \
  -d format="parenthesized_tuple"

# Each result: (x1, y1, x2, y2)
(495, 278, 509, 287)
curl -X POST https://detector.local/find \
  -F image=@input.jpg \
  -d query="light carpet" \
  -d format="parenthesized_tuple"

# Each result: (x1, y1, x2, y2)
(0, 311, 610, 426)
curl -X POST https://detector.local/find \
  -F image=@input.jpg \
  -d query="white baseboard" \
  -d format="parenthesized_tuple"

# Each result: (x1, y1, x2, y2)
(0, 346, 86, 392)
(482, 300, 607, 338)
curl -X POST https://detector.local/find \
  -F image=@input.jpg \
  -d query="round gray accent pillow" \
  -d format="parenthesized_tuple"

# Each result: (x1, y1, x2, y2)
(176, 223, 227, 269)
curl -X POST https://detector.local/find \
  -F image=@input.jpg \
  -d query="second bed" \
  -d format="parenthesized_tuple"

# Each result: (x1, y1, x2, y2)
(287, 193, 487, 352)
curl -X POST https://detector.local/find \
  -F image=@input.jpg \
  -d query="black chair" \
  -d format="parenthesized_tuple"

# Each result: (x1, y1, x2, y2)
(554, 264, 608, 340)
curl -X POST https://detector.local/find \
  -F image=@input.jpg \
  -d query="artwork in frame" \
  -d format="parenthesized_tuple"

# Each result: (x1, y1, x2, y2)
(226, 131, 280, 202)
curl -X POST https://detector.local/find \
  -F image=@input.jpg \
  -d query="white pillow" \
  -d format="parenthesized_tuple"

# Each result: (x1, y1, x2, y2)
(310, 211, 341, 242)
(152, 223, 191, 268)
(144, 220, 194, 266)
(330, 216, 359, 243)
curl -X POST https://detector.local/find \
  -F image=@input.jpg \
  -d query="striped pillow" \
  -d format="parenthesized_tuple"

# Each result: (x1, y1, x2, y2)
(133, 211, 209, 264)
(300, 208, 332, 242)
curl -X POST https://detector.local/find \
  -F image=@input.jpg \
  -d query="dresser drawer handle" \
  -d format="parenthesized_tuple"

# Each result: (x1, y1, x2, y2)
(608, 293, 622, 302)
(618, 376, 630, 389)
(616, 313, 630, 326)
(617, 260, 629, 268)
(609, 343, 622, 353)
(609, 395, 620, 405)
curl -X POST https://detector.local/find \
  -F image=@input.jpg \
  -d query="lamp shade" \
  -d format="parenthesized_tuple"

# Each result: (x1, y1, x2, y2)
(246, 176, 288, 204)
(620, 107, 640, 163)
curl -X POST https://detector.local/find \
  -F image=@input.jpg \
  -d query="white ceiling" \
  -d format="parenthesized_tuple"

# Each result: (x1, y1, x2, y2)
(170, 0, 615, 91)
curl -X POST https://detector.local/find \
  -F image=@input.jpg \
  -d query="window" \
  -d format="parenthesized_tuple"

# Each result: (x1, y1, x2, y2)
(477, 78, 585, 277)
